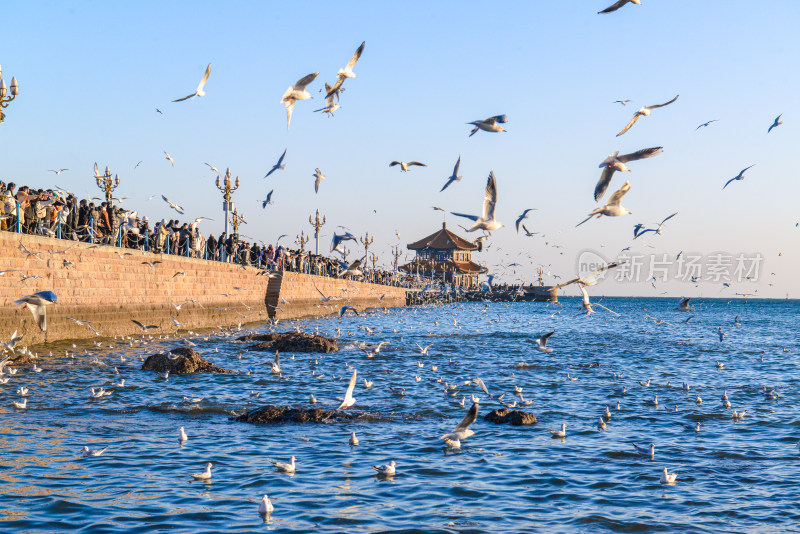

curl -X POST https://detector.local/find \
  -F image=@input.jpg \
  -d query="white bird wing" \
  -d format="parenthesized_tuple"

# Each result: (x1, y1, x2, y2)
(196, 63, 211, 92)
(344, 369, 357, 401)
(482, 172, 498, 221)
(453, 402, 478, 432)
(293, 72, 319, 91)
(452, 155, 461, 176)
(345, 41, 365, 71)
(606, 181, 631, 207)
(616, 113, 641, 136)
(617, 146, 663, 163)
(646, 94, 679, 110)
(473, 377, 490, 396)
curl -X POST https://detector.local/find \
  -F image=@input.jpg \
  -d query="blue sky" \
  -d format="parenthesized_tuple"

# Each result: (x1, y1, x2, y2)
(1, 1, 798, 297)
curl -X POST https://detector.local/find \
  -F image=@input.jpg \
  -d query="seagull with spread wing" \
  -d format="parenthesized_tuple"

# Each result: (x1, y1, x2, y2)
(261, 190, 274, 208)
(723, 165, 755, 190)
(173, 63, 211, 102)
(15, 291, 57, 331)
(164, 151, 174, 167)
(633, 212, 678, 239)
(515, 208, 537, 233)
(314, 83, 341, 116)
(326, 41, 365, 100)
(335, 369, 358, 410)
(161, 195, 184, 214)
(594, 147, 662, 201)
(389, 161, 426, 172)
(331, 231, 357, 254)
(578, 283, 619, 316)
(281, 72, 319, 129)
(577, 181, 632, 226)
(616, 95, 679, 136)
(767, 114, 783, 134)
(441, 402, 478, 443)
(440, 155, 462, 192)
(451, 172, 504, 233)
(264, 149, 287, 179)
(467, 114, 507, 136)
(313, 168, 326, 193)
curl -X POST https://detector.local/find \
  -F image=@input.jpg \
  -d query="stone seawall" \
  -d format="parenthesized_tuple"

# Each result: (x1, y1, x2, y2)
(0, 232, 406, 345)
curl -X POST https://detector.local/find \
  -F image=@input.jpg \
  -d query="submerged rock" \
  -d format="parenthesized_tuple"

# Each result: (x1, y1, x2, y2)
(238, 332, 338, 353)
(236, 405, 389, 424)
(141, 347, 234, 374)
(483, 408, 537, 426)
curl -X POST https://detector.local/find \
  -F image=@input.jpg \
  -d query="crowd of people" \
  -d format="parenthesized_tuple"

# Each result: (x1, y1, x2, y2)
(0, 180, 418, 288)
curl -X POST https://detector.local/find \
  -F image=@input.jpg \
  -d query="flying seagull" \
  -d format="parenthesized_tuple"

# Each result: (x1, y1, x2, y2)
(335, 369, 357, 410)
(767, 114, 783, 134)
(579, 283, 619, 316)
(331, 231, 357, 254)
(451, 171, 504, 233)
(633, 212, 678, 239)
(173, 63, 211, 102)
(314, 83, 340, 116)
(161, 195, 184, 214)
(616, 95, 679, 136)
(696, 119, 719, 130)
(598, 0, 642, 14)
(515, 208, 537, 233)
(15, 291, 57, 331)
(468, 114, 507, 136)
(723, 165, 755, 190)
(164, 151, 174, 167)
(326, 41, 366, 100)
(204, 162, 221, 178)
(595, 147, 662, 201)
(264, 149, 287, 178)
(441, 402, 478, 443)
(48, 168, 68, 175)
(440, 155, 462, 192)
(613, 100, 632, 105)
(261, 190, 274, 208)
(280, 72, 319, 129)
(313, 168, 326, 193)
(577, 181, 632, 226)
(531, 331, 555, 353)
(389, 161, 426, 172)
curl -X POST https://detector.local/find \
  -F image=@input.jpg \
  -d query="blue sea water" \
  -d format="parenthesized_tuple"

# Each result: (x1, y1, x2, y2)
(1, 298, 799, 533)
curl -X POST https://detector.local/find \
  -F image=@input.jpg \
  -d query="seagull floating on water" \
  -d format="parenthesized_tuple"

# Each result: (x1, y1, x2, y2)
(372, 460, 396, 476)
(272, 456, 296, 474)
(190, 462, 213, 480)
(259, 495, 274, 515)
(660, 467, 678, 485)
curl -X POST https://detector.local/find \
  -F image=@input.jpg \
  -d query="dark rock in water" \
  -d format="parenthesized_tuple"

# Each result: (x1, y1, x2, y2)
(141, 347, 234, 374)
(577, 362, 601, 368)
(238, 332, 338, 353)
(484, 408, 537, 426)
(236, 405, 388, 424)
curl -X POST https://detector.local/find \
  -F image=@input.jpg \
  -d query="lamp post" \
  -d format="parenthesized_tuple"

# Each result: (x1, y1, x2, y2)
(341, 245, 350, 264)
(230, 208, 246, 238)
(215, 168, 240, 236)
(391, 245, 404, 272)
(295, 230, 309, 251)
(360, 231, 374, 260)
(0, 65, 19, 124)
(94, 164, 120, 204)
(370, 252, 378, 270)
(308, 209, 326, 255)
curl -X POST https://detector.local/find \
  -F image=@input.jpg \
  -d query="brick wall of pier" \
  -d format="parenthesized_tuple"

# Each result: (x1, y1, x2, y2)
(0, 232, 406, 345)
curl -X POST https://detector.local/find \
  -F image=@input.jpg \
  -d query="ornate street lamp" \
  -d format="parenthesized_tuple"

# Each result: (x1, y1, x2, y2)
(0, 65, 19, 124)
(94, 164, 120, 204)
(215, 168, 240, 236)
(308, 209, 326, 255)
